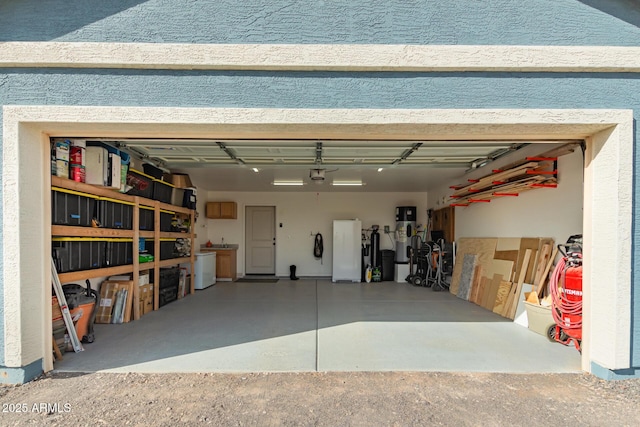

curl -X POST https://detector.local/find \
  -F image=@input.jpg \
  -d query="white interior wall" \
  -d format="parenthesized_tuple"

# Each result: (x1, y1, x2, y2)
(198, 191, 428, 277)
(428, 149, 584, 245)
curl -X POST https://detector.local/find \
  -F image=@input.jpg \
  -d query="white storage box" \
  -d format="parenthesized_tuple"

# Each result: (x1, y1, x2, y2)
(524, 301, 555, 337)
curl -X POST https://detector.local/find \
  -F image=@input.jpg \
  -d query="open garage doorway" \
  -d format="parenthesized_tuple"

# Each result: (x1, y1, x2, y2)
(2, 107, 632, 377)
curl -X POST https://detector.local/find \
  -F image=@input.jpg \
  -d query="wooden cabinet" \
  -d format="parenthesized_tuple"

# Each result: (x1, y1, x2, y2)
(431, 206, 455, 243)
(206, 202, 221, 218)
(206, 202, 237, 219)
(203, 249, 237, 281)
(51, 176, 196, 319)
(201, 248, 237, 280)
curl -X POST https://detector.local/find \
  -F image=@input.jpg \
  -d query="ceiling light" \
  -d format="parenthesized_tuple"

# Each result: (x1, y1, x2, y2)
(331, 180, 364, 186)
(272, 180, 305, 186)
(252, 167, 259, 173)
(377, 168, 383, 172)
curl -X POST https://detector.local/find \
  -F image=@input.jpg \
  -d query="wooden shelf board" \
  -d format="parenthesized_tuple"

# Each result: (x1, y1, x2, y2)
(158, 257, 191, 267)
(160, 232, 195, 239)
(50, 226, 183, 240)
(52, 225, 135, 238)
(52, 176, 134, 202)
(58, 264, 135, 283)
(158, 201, 192, 215)
(52, 176, 189, 212)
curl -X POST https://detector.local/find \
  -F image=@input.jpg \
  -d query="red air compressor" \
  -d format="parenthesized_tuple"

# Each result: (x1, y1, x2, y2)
(550, 236, 583, 352)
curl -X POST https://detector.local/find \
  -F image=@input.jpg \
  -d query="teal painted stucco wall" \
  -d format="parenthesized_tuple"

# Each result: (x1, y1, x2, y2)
(0, 0, 639, 380)
(1, 0, 639, 45)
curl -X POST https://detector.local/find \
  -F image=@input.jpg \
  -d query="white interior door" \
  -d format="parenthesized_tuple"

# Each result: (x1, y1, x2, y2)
(245, 206, 276, 275)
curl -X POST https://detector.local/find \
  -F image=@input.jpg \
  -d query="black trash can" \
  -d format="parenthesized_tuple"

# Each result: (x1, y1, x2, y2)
(381, 250, 395, 281)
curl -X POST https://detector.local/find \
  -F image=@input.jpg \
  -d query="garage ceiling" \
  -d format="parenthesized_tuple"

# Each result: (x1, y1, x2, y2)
(106, 138, 568, 192)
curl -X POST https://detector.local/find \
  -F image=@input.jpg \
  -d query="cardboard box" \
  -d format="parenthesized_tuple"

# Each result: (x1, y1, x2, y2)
(524, 301, 555, 337)
(139, 270, 150, 286)
(96, 282, 117, 324)
(138, 283, 154, 315)
(111, 270, 150, 286)
(96, 280, 134, 324)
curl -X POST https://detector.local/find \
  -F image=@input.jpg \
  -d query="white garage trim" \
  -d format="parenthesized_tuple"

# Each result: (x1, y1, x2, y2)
(0, 43, 639, 72)
(2, 106, 633, 374)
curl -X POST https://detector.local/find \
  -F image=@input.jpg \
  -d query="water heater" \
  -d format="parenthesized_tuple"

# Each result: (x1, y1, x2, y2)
(395, 206, 416, 263)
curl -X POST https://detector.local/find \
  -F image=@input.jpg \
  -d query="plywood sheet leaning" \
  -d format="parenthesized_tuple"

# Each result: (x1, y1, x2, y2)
(449, 239, 471, 295)
(470, 265, 483, 304)
(505, 249, 532, 320)
(480, 258, 514, 310)
(483, 274, 504, 311)
(533, 243, 552, 287)
(493, 280, 514, 316)
(488, 258, 515, 283)
(456, 254, 477, 300)
(517, 238, 540, 283)
(450, 238, 497, 295)
(537, 246, 559, 298)
(479, 277, 491, 308)
(535, 238, 555, 291)
(494, 250, 519, 264)
(496, 238, 521, 251)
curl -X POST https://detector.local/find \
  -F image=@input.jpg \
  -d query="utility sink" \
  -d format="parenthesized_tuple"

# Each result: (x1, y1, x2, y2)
(203, 244, 238, 250)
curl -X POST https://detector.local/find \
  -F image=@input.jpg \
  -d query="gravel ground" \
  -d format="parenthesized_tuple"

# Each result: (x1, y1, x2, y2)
(1, 372, 639, 426)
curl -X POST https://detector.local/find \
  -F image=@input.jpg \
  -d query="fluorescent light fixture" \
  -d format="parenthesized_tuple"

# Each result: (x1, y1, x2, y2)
(272, 180, 304, 186)
(377, 168, 384, 172)
(331, 180, 364, 186)
(252, 167, 259, 173)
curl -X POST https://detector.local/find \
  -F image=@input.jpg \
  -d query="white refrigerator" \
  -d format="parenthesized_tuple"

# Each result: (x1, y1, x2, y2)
(332, 219, 362, 282)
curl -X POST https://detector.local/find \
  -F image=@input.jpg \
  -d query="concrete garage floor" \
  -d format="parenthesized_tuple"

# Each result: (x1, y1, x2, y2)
(55, 279, 581, 373)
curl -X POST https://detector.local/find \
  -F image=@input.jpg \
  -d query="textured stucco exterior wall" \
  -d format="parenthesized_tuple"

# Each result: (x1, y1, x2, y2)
(1, 0, 639, 45)
(2, 70, 640, 110)
(1, 0, 640, 380)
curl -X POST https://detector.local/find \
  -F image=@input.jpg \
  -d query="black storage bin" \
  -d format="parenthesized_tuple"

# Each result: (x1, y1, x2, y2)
(182, 188, 196, 210)
(151, 267, 180, 307)
(96, 197, 134, 229)
(139, 205, 154, 230)
(52, 238, 103, 273)
(51, 187, 98, 227)
(142, 163, 164, 179)
(104, 239, 134, 267)
(152, 178, 174, 204)
(158, 285, 179, 307)
(381, 250, 396, 281)
(160, 209, 175, 232)
(145, 238, 178, 260)
(126, 169, 154, 199)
